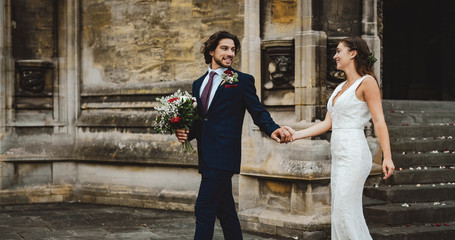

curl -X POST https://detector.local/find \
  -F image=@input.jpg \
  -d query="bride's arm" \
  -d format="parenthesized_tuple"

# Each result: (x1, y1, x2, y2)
(362, 77, 395, 179)
(284, 112, 332, 141)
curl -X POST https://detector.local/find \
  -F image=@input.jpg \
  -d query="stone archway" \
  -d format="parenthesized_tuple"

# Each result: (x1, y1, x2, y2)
(382, 0, 455, 101)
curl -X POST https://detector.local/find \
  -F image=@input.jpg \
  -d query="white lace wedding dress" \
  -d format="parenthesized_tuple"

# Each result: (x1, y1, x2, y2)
(327, 75, 373, 240)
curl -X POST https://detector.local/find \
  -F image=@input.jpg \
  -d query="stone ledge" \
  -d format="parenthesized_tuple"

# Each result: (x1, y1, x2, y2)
(0, 185, 73, 205)
(239, 206, 330, 239)
(239, 206, 330, 240)
(81, 80, 192, 96)
(74, 184, 197, 212)
(0, 184, 198, 212)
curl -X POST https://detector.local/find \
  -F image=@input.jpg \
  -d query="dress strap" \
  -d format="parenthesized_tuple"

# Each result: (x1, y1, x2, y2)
(352, 75, 371, 90)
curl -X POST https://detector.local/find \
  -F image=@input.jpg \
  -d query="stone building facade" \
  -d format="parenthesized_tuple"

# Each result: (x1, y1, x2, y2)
(1, 0, 453, 239)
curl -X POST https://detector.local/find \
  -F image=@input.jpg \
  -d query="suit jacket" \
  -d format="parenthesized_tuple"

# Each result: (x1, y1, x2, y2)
(188, 68, 279, 174)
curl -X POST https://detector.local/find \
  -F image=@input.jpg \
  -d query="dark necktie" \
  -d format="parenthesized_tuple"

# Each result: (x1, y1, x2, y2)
(201, 71, 217, 114)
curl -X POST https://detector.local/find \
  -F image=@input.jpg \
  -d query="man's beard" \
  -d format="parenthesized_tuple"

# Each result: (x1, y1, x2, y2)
(214, 57, 232, 68)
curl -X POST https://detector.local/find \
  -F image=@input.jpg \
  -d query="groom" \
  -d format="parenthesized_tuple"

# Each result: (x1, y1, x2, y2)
(175, 31, 290, 239)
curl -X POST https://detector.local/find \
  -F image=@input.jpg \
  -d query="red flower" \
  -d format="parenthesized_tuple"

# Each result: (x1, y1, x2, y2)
(168, 97, 179, 103)
(224, 70, 233, 77)
(170, 117, 182, 125)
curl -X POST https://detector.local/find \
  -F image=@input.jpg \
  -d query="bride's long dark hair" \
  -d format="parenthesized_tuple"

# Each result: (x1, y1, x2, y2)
(339, 37, 377, 81)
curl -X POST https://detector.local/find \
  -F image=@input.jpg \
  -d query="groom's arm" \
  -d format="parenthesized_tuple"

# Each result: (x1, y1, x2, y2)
(241, 74, 289, 141)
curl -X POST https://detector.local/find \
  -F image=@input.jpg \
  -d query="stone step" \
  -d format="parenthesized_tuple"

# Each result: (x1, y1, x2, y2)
(390, 138, 455, 152)
(388, 168, 455, 185)
(364, 183, 455, 203)
(388, 125, 455, 138)
(382, 100, 455, 112)
(385, 111, 455, 126)
(364, 200, 455, 226)
(392, 152, 455, 168)
(369, 221, 455, 240)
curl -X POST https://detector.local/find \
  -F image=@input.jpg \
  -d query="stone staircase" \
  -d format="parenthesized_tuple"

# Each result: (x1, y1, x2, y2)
(364, 100, 455, 240)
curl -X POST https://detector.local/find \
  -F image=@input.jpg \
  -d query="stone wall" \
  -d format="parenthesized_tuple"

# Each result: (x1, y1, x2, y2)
(0, 0, 246, 213)
(81, 0, 244, 86)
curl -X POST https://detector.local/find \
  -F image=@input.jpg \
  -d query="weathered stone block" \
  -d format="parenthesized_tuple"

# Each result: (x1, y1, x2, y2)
(262, 89, 295, 106)
(276, 226, 326, 240)
(295, 105, 317, 122)
(53, 162, 77, 185)
(17, 163, 52, 186)
(238, 175, 260, 211)
(261, 180, 291, 211)
(0, 162, 15, 190)
(240, 220, 277, 235)
(290, 182, 331, 215)
(295, 86, 321, 105)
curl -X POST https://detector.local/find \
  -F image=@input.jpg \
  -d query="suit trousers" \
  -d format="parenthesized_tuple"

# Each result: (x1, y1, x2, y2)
(194, 168, 243, 240)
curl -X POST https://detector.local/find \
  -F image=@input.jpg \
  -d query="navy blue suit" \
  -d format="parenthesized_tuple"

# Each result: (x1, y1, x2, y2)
(188, 68, 279, 239)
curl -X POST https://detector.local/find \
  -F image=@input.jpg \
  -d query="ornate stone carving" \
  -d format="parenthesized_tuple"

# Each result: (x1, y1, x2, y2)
(15, 60, 53, 95)
(268, 55, 293, 87)
(262, 40, 294, 89)
(19, 69, 45, 93)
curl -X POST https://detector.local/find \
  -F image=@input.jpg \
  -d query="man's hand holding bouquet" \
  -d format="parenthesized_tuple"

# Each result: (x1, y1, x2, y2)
(154, 90, 199, 152)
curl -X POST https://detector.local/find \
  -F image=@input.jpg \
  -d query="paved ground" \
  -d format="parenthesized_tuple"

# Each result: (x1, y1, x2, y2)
(0, 203, 289, 240)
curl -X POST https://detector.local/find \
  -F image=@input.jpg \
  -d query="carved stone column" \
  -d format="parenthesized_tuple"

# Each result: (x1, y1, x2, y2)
(241, 0, 261, 99)
(0, 0, 14, 135)
(58, 0, 81, 134)
(362, 0, 381, 85)
(0, 0, 14, 191)
(294, 0, 327, 122)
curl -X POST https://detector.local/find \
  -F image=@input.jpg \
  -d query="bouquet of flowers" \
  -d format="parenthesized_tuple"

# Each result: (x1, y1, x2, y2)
(154, 90, 199, 152)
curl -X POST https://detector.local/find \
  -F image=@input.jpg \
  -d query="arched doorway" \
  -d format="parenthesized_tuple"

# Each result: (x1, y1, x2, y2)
(382, 0, 455, 101)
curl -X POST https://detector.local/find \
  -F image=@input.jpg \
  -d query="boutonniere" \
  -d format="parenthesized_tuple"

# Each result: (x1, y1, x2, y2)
(220, 70, 239, 86)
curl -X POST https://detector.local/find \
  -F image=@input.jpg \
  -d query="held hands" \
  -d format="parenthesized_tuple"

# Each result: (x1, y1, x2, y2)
(271, 127, 293, 143)
(175, 129, 189, 143)
(382, 158, 395, 180)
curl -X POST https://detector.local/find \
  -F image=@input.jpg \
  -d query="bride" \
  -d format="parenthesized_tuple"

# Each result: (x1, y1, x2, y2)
(285, 37, 395, 239)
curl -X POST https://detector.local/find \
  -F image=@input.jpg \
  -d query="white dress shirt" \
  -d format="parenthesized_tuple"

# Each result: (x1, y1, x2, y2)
(199, 66, 228, 110)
